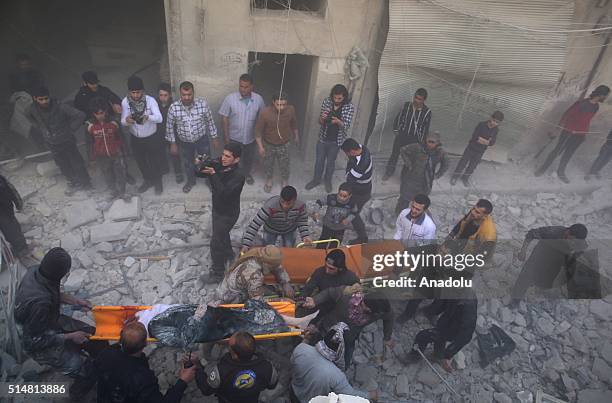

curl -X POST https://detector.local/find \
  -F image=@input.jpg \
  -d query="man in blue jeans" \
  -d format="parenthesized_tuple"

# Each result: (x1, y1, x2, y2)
(306, 84, 355, 193)
(241, 186, 312, 252)
(166, 81, 221, 193)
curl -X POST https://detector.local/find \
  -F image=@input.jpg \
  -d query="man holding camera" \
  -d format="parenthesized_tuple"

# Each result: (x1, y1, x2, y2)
(167, 81, 220, 193)
(196, 142, 245, 281)
(121, 76, 164, 194)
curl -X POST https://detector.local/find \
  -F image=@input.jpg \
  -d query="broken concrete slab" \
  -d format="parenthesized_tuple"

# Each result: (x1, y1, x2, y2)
(65, 200, 101, 230)
(36, 160, 60, 177)
(60, 232, 83, 251)
(589, 300, 612, 321)
(106, 196, 141, 222)
(64, 269, 88, 292)
(89, 221, 132, 243)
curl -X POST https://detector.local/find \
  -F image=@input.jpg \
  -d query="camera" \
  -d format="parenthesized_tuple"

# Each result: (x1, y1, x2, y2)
(195, 154, 222, 175)
(131, 111, 145, 125)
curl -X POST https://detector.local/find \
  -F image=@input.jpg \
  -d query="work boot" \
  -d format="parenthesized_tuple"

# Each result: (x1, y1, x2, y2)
(557, 172, 570, 184)
(324, 179, 332, 193)
(305, 180, 320, 190)
(138, 181, 153, 193)
(450, 175, 458, 186)
(183, 181, 195, 194)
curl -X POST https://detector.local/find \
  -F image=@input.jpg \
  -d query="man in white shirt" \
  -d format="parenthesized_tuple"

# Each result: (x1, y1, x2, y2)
(219, 74, 265, 185)
(121, 76, 164, 194)
(394, 194, 436, 248)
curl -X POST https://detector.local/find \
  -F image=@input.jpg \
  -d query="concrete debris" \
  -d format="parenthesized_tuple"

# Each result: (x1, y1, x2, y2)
(106, 196, 141, 222)
(60, 231, 83, 251)
(35, 161, 60, 177)
(65, 200, 101, 229)
(493, 392, 512, 403)
(589, 300, 612, 321)
(63, 269, 88, 292)
(89, 221, 132, 243)
(124, 256, 136, 267)
(591, 358, 612, 384)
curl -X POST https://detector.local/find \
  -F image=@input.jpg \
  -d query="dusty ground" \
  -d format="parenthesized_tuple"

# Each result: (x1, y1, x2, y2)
(1, 151, 612, 402)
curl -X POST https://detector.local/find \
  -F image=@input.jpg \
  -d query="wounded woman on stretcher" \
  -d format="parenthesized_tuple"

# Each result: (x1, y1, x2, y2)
(134, 300, 318, 348)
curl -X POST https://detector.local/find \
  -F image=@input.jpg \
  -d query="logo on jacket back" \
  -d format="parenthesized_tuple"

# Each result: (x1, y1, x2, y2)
(233, 369, 256, 389)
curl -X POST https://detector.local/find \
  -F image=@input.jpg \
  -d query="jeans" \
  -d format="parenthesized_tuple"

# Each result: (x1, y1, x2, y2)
(385, 134, 418, 177)
(589, 143, 612, 175)
(238, 141, 257, 177)
(47, 140, 91, 186)
(313, 140, 339, 183)
(131, 133, 164, 185)
(537, 131, 585, 176)
(210, 212, 240, 274)
(263, 230, 296, 247)
(453, 147, 485, 179)
(179, 136, 210, 186)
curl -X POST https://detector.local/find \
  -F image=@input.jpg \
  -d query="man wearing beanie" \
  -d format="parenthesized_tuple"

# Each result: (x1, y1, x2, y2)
(298, 249, 359, 317)
(73, 70, 122, 116)
(14, 247, 107, 400)
(121, 75, 164, 194)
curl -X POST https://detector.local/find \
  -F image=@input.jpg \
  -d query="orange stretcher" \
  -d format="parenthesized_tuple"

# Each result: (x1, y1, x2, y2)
(90, 301, 300, 342)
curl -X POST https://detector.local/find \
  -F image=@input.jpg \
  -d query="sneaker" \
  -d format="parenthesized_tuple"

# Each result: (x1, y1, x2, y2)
(557, 173, 570, 184)
(175, 174, 184, 184)
(183, 182, 195, 193)
(154, 182, 163, 195)
(324, 180, 332, 193)
(245, 175, 254, 185)
(450, 176, 458, 186)
(305, 180, 320, 190)
(138, 181, 153, 193)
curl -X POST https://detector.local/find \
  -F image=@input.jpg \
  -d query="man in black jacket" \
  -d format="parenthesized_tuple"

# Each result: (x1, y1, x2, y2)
(0, 175, 27, 256)
(73, 71, 122, 116)
(26, 86, 91, 194)
(404, 290, 477, 373)
(341, 138, 373, 213)
(511, 224, 588, 301)
(14, 248, 106, 400)
(383, 88, 432, 180)
(197, 142, 245, 281)
(95, 321, 196, 403)
(195, 331, 278, 403)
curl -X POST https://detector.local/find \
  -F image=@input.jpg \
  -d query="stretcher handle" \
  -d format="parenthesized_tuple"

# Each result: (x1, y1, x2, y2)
(296, 239, 340, 249)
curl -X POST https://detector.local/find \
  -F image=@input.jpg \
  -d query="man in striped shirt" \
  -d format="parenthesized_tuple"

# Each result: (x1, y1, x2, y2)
(241, 186, 311, 252)
(341, 138, 373, 212)
(166, 81, 220, 194)
(383, 88, 431, 181)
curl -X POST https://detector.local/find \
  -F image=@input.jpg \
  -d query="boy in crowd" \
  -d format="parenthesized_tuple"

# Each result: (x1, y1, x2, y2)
(451, 111, 504, 186)
(313, 182, 367, 248)
(87, 98, 128, 201)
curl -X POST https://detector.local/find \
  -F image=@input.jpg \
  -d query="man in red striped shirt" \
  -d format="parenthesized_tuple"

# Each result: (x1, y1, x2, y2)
(535, 85, 609, 183)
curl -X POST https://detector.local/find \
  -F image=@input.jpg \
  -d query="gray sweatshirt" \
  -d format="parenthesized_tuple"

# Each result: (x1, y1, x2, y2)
(290, 343, 367, 402)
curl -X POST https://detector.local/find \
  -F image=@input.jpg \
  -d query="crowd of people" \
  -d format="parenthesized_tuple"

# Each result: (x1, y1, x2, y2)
(1, 52, 609, 402)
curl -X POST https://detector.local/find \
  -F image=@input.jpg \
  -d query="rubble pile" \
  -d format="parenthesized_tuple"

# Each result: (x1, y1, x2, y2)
(0, 160, 611, 403)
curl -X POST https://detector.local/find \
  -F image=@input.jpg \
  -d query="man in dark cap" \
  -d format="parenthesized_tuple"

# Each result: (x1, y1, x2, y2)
(73, 71, 122, 116)
(14, 247, 106, 401)
(120, 76, 164, 194)
(298, 249, 360, 317)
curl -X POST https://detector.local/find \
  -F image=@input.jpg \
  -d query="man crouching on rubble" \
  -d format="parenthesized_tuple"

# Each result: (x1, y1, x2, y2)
(14, 247, 108, 400)
(194, 245, 295, 319)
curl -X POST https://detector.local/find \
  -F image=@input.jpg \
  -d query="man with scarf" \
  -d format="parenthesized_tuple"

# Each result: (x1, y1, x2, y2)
(14, 248, 108, 400)
(121, 76, 164, 194)
(194, 245, 294, 319)
(290, 323, 378, 402)
(302, 285, 393, 369)
(0, 175, 28, 256)
(395, 131, 448, 215)
(383, 88, 432, 181)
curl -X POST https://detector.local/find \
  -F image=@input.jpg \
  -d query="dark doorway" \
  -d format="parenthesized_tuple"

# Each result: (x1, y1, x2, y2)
(248, 52, 317, 152)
